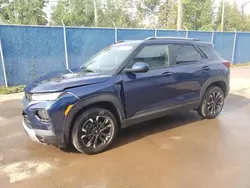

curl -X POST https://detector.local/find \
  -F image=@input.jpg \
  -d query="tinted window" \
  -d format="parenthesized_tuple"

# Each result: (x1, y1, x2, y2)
(197, 44, 221, 60)
(132, 45, 169, 69)
(171, 44, 201, 65)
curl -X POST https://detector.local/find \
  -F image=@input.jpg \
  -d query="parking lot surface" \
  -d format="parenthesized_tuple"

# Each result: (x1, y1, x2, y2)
(0, 66, 250, 188)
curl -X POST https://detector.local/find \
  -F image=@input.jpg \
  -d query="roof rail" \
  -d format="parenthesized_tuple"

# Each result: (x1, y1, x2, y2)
(145, 37, 200, 41)
(116, 40, 125, 43)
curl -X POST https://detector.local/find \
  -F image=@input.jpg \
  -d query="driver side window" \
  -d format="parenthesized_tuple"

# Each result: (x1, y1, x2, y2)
(131, 45, 170, 69)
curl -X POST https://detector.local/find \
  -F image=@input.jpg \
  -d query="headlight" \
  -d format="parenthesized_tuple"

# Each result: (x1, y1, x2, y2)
(32, 92, 63, 101)
(36, 110, 50, 121)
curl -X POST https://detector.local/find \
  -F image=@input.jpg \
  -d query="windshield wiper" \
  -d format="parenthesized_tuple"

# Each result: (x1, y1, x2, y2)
(81, 68, 96, 73)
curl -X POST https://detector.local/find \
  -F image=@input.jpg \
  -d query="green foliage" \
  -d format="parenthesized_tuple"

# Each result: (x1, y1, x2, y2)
(215, 1, 242, 31)
(51, 0, 94, 26)
(0, 0, 47, 25)
(51, 0, 138, 27)
(0, 85, 25, 94)
(199, 0, 214, 30)
(181, 0, 213, 30)
(157, 0, 177, 29)
(157, 0, 214, 30)
(98, 0, 138, 28)
(0, 0, 250, 32)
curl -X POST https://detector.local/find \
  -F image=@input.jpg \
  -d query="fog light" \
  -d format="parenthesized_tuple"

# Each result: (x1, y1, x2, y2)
(36, 110, 49, 121)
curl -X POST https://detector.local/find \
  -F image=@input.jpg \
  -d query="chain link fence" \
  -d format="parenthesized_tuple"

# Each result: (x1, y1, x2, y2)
(0, 24, 250, 86)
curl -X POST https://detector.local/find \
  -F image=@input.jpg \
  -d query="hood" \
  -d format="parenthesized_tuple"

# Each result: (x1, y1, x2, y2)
(24, 69, 110, 93)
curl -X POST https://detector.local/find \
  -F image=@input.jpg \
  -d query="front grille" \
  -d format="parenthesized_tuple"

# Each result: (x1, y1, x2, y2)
(25, 93, 32, 101)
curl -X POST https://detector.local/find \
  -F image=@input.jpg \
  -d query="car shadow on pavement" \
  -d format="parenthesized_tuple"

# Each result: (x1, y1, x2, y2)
(62, 93, 250, 154)
(112, 93, 250, 151)
(112, 110, 202, 150)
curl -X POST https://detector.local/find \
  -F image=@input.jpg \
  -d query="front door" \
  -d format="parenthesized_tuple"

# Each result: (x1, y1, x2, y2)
(122, 44, 176, 118)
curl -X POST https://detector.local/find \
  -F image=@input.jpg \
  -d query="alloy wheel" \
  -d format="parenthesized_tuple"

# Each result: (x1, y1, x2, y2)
(80, 116, 114, 149)
(207, 91, 223, 114)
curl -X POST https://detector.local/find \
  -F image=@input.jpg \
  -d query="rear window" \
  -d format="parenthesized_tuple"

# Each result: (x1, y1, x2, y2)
(197, 44, 222, 60)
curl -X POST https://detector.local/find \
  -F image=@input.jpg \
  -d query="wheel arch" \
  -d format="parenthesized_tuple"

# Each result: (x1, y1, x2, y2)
(63, 94, 125, 144)
(200, 76, 229, 99)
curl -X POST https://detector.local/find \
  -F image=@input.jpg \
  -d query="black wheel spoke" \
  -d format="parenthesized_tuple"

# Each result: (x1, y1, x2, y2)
(100, 124, 111, 132)
(81, 134, 87, 139)
(99, 118, 109, 129)
(212, 105, 216, 114)
(99, 134, 107, 144)
(86, 135, 95, 147)
(95, 116, 100, 125)
(93, 135, 98, 148)
(80, 115, 113, 148)
(206, 90, 224, 115)
(100, 131, 111, 138)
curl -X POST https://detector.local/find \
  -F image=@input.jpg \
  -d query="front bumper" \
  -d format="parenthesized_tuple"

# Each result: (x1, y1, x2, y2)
(22, 92, 79, 148)
(22, 119, 66, 147)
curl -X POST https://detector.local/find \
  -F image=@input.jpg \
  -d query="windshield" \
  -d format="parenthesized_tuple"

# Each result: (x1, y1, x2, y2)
(80, 41, 141, 75)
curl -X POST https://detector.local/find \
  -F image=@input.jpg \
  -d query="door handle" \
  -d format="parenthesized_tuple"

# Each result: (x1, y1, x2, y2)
(202, 66, 210, 71)
(162, 72, 173, 76)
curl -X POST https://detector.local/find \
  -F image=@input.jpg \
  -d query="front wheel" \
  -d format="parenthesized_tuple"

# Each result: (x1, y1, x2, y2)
(71, 108, 118, 154)
(197, 86, 225, 119)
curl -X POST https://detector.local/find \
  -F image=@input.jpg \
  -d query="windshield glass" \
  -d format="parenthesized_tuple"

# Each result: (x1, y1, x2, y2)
(80, 41, 141, 75)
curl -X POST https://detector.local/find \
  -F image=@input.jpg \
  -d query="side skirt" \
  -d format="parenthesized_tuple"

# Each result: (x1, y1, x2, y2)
(121, 100, 200, 128)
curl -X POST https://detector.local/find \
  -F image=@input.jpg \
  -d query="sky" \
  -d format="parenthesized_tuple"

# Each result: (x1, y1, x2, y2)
(216, 0, 250, 13)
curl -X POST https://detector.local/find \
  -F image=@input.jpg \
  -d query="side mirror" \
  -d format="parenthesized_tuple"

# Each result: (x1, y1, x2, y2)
(124, 62, 149, 73)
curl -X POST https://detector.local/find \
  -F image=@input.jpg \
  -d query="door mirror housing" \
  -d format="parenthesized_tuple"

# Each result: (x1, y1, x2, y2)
(124, 62, 149, 73)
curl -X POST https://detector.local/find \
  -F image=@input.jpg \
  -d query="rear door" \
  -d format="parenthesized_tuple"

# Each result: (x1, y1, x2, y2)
(168, 43, 207, 103)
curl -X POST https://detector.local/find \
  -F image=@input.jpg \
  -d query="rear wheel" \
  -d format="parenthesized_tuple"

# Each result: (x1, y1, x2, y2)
(72, 108, 118, 154)
(197, 86, 225, 119)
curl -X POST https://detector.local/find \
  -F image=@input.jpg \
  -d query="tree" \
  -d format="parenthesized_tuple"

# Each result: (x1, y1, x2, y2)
(216, 1, 243, 31)
(182, 0, 215, 30)
(98, 0, 138, 27)
(0, 0, 47, 25)
(199, 0, 214, 30)
(51, 0, 138, 27)
(157, 0, 177, 29)
(51, 0, 94, 26)
(157, 0, 215, 30)
(135, 0, 160, 27)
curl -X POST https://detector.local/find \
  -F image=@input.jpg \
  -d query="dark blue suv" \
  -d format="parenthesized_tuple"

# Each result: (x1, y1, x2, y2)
(22, 37, 230, 154)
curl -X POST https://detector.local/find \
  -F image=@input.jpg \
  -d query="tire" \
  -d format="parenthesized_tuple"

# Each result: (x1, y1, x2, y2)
(197, 86, 225, 119)
(71, 108, 118, 154)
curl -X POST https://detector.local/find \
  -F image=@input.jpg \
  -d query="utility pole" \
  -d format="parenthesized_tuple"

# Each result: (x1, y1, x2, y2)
(177, 0, 183, 30)
(93, 0, 98, 27)
(221, 0, 225, 31)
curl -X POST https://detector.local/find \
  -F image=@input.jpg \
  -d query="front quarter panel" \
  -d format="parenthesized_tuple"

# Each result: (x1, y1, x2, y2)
(63, 76, 125, 142)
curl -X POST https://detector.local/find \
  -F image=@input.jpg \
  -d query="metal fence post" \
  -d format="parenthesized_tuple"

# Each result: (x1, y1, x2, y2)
(61, 20, 72, 73)
(231, 28, 237, 64)
(184, 26, 188, 38)
(113, 22, 118, 42)
(153, 25, 157, 37)
(210, 27, 214, 44)
(0, 38, 8, 87)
